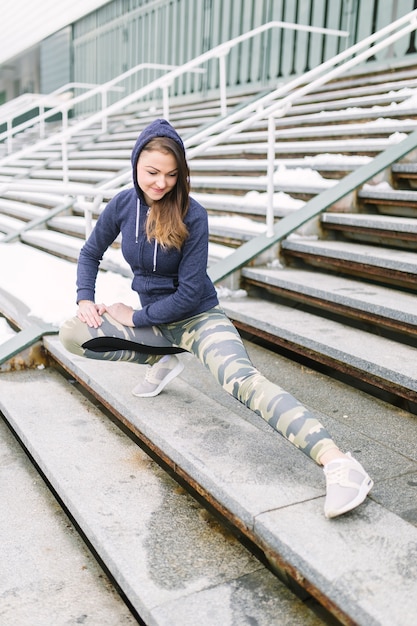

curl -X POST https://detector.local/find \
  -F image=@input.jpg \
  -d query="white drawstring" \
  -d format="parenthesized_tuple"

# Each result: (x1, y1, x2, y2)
(135, 199, 140, 243)
(153, 239, 158, 272)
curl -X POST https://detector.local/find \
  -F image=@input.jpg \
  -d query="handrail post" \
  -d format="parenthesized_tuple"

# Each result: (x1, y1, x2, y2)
(61, 107, 69, 185)
(161, 82, 171, 121)
(6, 119, 12, 154)
(82, 196, 93, 238)
(266, 115, 275, 238)
(101, 89, 108, 133)
(39, 105, 46, 139)
(218, 51, 229, 116)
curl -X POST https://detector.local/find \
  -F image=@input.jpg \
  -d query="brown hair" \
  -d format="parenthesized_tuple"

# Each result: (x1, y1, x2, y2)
(142, 136, 190, 250)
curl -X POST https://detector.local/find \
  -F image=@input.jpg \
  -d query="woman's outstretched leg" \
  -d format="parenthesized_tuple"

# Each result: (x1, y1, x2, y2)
(162, 307, 373, 517)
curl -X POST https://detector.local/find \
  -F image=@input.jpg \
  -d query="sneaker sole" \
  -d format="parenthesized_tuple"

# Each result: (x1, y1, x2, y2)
(325, 477, 374, 519)
(132, 360, 184, 398)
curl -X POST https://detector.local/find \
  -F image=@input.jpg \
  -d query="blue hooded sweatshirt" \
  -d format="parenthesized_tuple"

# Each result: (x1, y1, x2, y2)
(76, 118, 219, 327)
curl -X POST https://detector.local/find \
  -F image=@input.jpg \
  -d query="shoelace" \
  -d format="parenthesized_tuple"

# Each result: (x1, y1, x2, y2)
(325, 460, 359, 486)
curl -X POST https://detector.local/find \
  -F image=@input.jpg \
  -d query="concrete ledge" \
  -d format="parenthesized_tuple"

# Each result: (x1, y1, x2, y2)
(322, 212, 417, 235)
(0, 419, 137, 626)
(222, 295, 417, 398)
(42, 336, 417, 625)
(281, 239, 417, 274)
(241, 266, 417, 328)
(0, 369, 323, 626)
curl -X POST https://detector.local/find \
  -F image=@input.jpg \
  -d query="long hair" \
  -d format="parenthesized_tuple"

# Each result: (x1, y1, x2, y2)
(142, 136, 190, 250)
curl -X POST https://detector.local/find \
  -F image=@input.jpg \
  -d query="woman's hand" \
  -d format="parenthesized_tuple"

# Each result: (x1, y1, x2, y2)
(105, 302, 135, 327)
(77, 300, 105, 328)
(77, 300, 135, 328)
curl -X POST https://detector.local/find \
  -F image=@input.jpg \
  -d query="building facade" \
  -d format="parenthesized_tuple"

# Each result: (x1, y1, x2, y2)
(1, 0, 417, 107)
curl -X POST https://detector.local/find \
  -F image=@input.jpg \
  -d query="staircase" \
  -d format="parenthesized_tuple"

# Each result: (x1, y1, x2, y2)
(1, 61, 417, 625)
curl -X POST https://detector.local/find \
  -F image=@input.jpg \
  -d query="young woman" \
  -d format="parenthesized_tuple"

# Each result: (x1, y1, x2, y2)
(60, 118, 373, 519)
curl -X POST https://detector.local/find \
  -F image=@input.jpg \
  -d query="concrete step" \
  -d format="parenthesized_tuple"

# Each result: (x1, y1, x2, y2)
(0, 165, 32, 176)
(208, 214, 265, 246)
(193, 191, 298, 219)
(392, 162, 417, 188)
(28, 168, 112, 183)
(19, 230, 132, 276)
(40, 333, 417, 626)
(19, 229, 84, 263)
(48, 158, 129, 171)
(0, 198, 47, 221)
(5, 225, 226, 270)
(270, 103, 417, 127)
(221, 293, 417, 405)
(190, 174, 334, 196)
(280, 89, 416, 118)
(321, 212, 417, 249)
(189, 156, 370, 177)
(297, 75, 417, 106)
(81, 140, 141, 151)
(200, 137, 402, 158)
(0, 417, 138, 625)
(240, 265, 417, 339)
(359, 186, 417, 217)
(0, 368, 324, 626)
(281, 238, 417, 289)
(0, 214, 27, 235)
(64, 148, 131, 160)
(217, 120, 417, 143)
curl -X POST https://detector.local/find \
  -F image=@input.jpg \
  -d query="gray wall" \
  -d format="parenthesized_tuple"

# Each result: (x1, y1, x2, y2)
(2, 0, 417, 106)
(69, 0, 417, 111)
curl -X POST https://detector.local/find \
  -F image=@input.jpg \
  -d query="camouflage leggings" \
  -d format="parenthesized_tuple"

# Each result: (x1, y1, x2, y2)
(59, 305, 338, 464)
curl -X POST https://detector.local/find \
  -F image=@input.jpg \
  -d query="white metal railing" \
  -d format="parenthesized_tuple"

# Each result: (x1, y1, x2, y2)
(182, 9, 417, 236)
(0, 20, 347, 180)
(0, 66, 198, 155)
(2, 10, 417, 242)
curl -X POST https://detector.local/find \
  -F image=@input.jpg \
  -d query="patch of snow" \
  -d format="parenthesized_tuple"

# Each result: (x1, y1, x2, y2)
(267, 259, 284, 269)
(209, 214, 266, 233)
(216, 286, 247, 299)
(0, 242, 138, 342)
(0, 317, 16, 342)
(257, 164, 335, 188)
(286, 233, 319, 241)
(362, 181, 393, 191)
(388, 132, 408, 142)
(243, 189, 305, 211)
(303, 153, 371, 165)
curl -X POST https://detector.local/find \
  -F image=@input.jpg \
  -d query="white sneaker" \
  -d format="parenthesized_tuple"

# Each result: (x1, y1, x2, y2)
(132, 355, 184, 398)
(323, 453, 373, 519)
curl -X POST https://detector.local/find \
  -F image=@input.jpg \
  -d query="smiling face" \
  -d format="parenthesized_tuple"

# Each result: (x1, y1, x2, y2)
(136, 149, 178, 206)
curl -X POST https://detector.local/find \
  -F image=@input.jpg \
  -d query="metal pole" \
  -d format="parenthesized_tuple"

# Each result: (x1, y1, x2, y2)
(218, 52, 228, 116)
(266, 115, 275, 237)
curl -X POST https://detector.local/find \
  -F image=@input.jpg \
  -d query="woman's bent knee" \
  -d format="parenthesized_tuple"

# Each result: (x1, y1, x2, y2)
(59, 316, 86, 356)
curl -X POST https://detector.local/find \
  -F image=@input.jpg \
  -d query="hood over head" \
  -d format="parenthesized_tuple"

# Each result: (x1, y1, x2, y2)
(131, 118, 185, 200)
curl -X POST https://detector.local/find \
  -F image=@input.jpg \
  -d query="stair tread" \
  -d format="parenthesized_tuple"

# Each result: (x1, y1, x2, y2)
(20, 230, 132, 276)
(191, 174, 334, 194)
(224, 120, 417, 140)
(322, 212, 417, 232)
(39, 334, 417, 626)
(222, 295, 417, 387)
(0, 418, 137, 625)
(193, 191, 302, 217)
(282, 238, 417, 271)
(0, 368, 319, 626)
(201, 137, 403, 156)
(241, 266, 417, 324)
(189, 156, 370, 173)
(359, 186, 417, 201)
